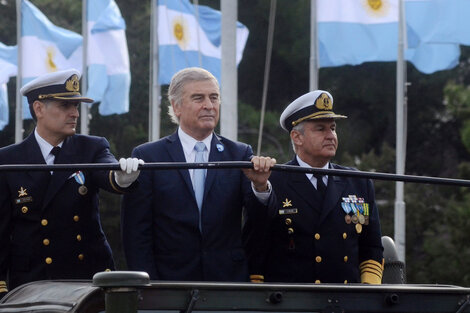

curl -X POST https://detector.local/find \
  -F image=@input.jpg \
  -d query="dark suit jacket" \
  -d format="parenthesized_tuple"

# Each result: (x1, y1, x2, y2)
(245, 158, 383, 283)
(121, 132, 267, 282)
(0, 133, 130, 290)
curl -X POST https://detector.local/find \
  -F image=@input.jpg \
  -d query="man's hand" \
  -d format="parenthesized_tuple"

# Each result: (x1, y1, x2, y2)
(115, 158, 145, 188)
(242, 156, 276, 191)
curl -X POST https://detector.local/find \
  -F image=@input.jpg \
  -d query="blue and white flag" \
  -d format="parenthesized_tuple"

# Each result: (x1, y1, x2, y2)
(87, 0, 130, 115)
(0, 43, 18, 131)
(21, 0, 82, 119)
(317, 0, 460, 74)
(157, 0, 249, 85)
(0, 84, 8, 131)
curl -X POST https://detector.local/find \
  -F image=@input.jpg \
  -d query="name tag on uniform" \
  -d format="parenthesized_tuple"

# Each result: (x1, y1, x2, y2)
(15, 196, 33, 204)
(279, 208, 298, 215)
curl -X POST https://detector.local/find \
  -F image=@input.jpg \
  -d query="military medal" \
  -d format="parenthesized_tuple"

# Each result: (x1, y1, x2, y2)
(344, 214, 351, 224)
(72, 171, 87, 195)
(351, 214, 358, 224)
(355, 223, 362, 234)
(358, 214, 365, 224)
(341, 197, 352, 224)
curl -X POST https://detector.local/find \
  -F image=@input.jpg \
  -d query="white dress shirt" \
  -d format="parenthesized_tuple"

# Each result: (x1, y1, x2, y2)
(296, 155, 329, 189)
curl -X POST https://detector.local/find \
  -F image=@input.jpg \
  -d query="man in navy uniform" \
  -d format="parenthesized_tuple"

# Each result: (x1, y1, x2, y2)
(246, 90, 383, 284)
(122, 67, 275, 282)
(0, 69, 142, 294)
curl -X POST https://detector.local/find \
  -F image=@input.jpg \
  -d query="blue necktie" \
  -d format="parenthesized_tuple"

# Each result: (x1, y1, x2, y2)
(193, 142, 206, 228)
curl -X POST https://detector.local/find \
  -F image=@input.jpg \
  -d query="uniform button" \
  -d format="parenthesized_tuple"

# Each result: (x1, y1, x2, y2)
(314, 233, 320, 240)
(344, 256, 348, 262)
(343, 232, 347, 239)
(45, 257, 52, 264)
(344, 280, 348, 284)
(315, 256, 322, 263)
(41, 219, 48, 226)
(76, 234, 82, 241)
(21, 206, 28, 214)
(285, 218, 292, 225)
(73, 215, 79, 222)
(105, 268, 111, 272)
(78, 254, 84, 261)
(287, 228, 294, 235)
(43, 239, 50, 246)
(315, 280, 321, 284)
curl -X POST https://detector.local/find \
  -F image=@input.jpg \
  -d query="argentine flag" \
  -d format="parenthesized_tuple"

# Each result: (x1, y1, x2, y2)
(87, 0, 131, 116)
(157, 0, 249, 85)
(21, 0, 82, 119)
(317, 0, 460, 74)
(0, 43, 18, 131)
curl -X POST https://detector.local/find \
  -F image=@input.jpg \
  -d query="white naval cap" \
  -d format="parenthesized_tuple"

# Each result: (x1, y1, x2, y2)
(279, 90, 347, 132)
(20, 69, 93, 104)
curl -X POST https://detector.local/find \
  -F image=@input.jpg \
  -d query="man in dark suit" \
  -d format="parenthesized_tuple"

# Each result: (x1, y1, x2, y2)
(0, 69, 142, 294)
(121, 67, 275, 282)
(246, 90, 384, 284)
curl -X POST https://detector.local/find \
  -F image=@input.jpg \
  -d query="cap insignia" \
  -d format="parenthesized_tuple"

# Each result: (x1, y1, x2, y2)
(315, 93, 332, 110)
(65, 75, 80, 92)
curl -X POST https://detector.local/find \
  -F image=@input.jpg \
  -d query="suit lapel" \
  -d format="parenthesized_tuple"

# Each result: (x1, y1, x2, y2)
(286, 158, 323, 214)
(165, 132, 195, 199)
(22, 134, 50, 186)
(204, 134, 223, 200)
(42, 136, 77, 209)
(318, 164, 347, 224)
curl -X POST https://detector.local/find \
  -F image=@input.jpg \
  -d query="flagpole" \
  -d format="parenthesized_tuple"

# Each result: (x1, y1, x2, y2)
(256, 0, 276, 155)
(221, 0, 238, 141)
(149, 0, 161, 141)
(15, 0, 23, 143)
(81, 0, 90, 135)
(310, 0, 318, 91)
(395, 0, 407, 262)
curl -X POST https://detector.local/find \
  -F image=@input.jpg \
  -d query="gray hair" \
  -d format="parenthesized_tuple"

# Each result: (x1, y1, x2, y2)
(167, 67, 220, 124)
(290, 122, 305, 153)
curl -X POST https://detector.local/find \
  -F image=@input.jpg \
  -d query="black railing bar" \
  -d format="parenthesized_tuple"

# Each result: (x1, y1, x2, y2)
(0, 161, 469, 187)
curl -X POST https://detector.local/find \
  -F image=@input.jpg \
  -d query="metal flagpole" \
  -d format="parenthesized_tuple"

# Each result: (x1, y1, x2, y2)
(149, 0, 161, 141)
(256, 0, 276, 155)
(15, 0, 23, 143)
(81, 0, 90, 135)
(310, 0, 318, 91)
(221, 0, 238, 140)
(394, 0, 408, 262)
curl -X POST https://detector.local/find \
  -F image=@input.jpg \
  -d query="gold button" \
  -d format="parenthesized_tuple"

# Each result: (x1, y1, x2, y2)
(105, 268, 111, 272)
(285, 218, 292, 225)
(43, 239, 50, 246)
(315, 280, 321, 284)
(287, 228, 294, 235)
(343, 232, 347, 239)
(21, 206, 28, 214)
(344, 256, 348, 262)
(314, 233, 320, 240)
(76, 234, 82, 241)
(41, 219, 48, 226)
(344, 280, 348, 284)
(78, 254, 84, 260)
(45, 257, 52, 264)
(73, 215, 79, 222)
(315, 256, 322, 263)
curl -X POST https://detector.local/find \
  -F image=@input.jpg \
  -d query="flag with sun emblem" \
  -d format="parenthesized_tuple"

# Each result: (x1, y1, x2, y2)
(317, 0, 460, 73)
(157, 0, 249, 85)
(87, 0, 131, 116)
(0, 42, 17, 131)
(21, 0, 82, 119)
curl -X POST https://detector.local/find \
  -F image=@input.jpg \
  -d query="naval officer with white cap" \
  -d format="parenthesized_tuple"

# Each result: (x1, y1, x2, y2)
(245, 90, 384, 284)
(0, 69, 142, 295)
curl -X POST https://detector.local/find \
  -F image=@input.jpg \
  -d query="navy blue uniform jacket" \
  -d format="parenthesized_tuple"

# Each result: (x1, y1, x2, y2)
(0, 133, 130, 290)
(121, 132, 267, 282)
(245, 158, 383, 283)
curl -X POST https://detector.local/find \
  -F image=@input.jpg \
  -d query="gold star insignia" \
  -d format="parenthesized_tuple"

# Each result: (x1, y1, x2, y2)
(282, 198, 292, 208)
(18, 187, 28, 197)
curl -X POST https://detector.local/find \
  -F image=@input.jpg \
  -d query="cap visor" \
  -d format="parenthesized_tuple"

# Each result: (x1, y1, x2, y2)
(52, 95, 94, 103)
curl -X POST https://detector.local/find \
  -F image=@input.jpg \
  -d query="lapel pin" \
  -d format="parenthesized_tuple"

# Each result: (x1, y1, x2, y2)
(216, 144, 224, 152)
(18, 187, 28, 197)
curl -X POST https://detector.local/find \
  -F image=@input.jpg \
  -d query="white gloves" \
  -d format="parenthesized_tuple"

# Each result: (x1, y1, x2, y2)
(114, 157, 144, 188)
